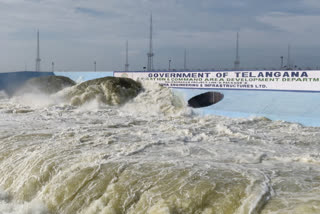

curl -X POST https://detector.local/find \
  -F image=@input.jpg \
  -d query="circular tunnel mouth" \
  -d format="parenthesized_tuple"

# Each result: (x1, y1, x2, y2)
(188, 91, 224, 108)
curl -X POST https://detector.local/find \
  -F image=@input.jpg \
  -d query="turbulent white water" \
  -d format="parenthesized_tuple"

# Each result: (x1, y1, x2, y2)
(1, 82, 320, 214)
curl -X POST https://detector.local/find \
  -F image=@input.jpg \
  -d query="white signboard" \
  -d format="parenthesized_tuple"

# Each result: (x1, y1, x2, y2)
(114, 70, 320, 92)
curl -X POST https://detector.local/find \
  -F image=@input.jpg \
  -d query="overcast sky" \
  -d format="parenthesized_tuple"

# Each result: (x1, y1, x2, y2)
(1, 0, 320, 72)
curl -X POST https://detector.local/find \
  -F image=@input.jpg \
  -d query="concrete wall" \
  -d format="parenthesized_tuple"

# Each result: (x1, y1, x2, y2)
(58, 71, 320, 126)
(0, 71, 112, 95)
(1, 71, 319, 126)
(175, 88, 320, 126)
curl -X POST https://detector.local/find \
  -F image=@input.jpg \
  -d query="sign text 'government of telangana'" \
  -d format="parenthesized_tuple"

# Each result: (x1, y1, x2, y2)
(114, 71, 320, 92)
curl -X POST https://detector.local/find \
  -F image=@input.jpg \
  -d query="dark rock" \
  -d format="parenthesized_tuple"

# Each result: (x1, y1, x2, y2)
(65, 77, 143, 106)
(17, 75, 76, 95)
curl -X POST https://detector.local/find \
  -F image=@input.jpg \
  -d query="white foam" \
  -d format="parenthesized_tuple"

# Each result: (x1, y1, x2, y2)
(0, 91, 8, 100)
(10, 93, 58, 108)
(121, 81, 187, 116)
(0, 189, 48, 214)
(0, 200, 48, 214)
(0, 189, 10, 202)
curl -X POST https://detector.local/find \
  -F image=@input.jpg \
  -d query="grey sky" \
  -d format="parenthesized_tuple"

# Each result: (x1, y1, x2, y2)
(1, 0, 320, 71)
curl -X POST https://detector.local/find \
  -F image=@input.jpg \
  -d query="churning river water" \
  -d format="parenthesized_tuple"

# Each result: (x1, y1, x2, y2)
(0, 81, 320, 214)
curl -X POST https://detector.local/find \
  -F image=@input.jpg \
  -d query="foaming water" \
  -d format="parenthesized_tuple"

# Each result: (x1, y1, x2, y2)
(122, 81, 187, 116)
(1, 82, 320, 213)
(0, 91, 8, 100)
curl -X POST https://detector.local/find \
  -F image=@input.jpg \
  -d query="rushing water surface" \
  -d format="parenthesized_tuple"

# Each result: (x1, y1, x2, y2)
(0, 82, 320, 214)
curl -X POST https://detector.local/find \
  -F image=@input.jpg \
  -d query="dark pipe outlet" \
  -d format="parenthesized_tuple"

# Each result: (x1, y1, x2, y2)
(188, 92, 224, 108)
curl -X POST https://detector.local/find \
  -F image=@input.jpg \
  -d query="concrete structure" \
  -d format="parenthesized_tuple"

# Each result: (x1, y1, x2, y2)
(234, 32, 240, 70)
(35, 30, 41, 72)
(2, 70, 320, 127)
(147, 14, 154, 71)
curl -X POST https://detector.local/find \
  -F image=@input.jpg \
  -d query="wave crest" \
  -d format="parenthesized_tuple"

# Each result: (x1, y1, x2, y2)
(121, 81, 187, 116)
(61, 77, 142, 106)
